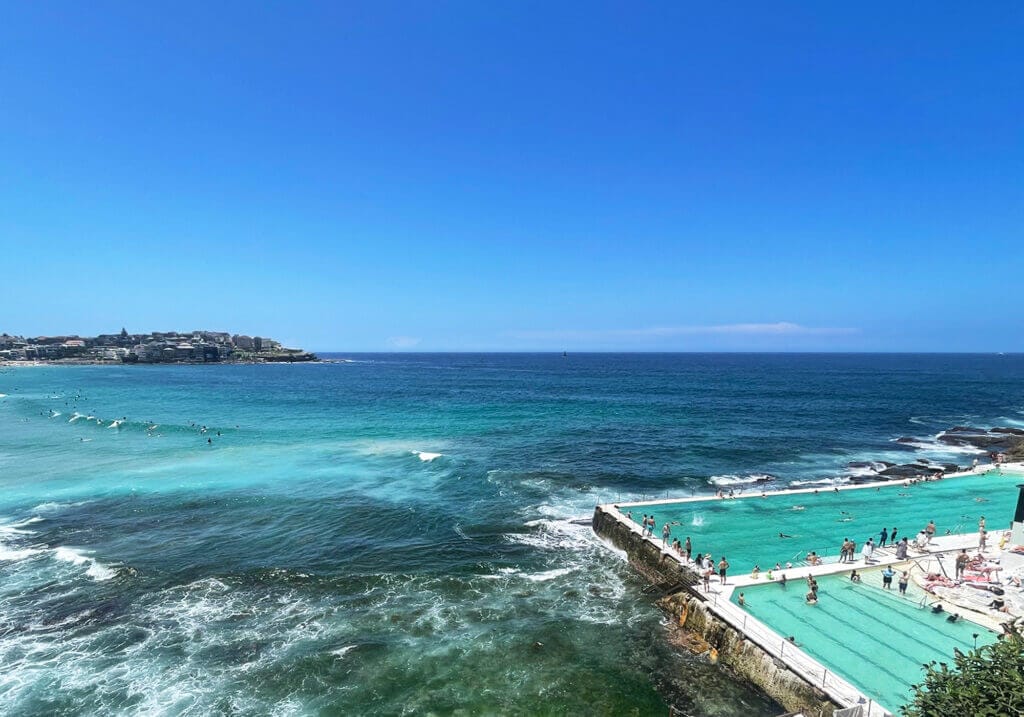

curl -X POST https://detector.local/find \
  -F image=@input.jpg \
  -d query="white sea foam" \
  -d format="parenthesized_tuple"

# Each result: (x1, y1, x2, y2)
(897, 436, 985, 455)
(708, 473, 774, 487)
(0, 544, 43, 561)
(33, 501, 86, 514)
(108, 419, 124, 429)
(0, 518, 44, 561)
(415, 451, 443, 462)
(68, 412, 85, 423)
(330, 645, 357, 658)
(791, 476, 850, 487)
(0, 393, 7, 398)
(53, 547, 116, 581)
(522, 567, 574, 582)
(690, 513, 705, 527)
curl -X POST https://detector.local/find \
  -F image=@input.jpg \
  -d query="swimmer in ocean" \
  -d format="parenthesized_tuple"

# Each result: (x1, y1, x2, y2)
(779, 532, 794, 539)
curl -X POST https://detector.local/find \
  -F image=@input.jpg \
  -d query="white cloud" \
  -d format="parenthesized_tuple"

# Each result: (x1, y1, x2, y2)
(386, 336, 422, 349)
(507, 322, 858, 342)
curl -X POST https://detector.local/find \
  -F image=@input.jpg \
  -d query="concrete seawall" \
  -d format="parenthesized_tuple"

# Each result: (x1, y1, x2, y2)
(592, 506, 843, 717)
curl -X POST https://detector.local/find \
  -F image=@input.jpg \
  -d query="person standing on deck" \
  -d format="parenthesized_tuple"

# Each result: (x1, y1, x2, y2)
(891, 527, 898, 544)
(879, 527, 889, 548)
(684, 536, 692, 561)
(718, 557, 730, 585)
(898, 571, 909, 594)
(955, 549, 968, 579)
(661, 523, 671, 547)
(979, 528, 988, 551)
(895, 538, 908, 559)
(862, 538, 875, 563)
(925, 520, 936, 543)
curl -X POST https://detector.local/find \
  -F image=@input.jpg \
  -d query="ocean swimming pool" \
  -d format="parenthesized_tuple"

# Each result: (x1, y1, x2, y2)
(623, 471, 1022, 571)
(733, 573, 999, 714)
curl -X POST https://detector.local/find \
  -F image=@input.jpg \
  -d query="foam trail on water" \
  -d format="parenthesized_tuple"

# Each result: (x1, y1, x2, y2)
(414, 451, 443, 462)
(53, 547, 116, 581)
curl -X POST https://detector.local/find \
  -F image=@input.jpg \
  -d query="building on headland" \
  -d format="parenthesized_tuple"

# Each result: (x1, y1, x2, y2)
(0, 329, 316, 364)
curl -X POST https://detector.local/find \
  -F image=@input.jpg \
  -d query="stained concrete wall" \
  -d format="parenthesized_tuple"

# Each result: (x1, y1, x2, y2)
(593, 505, 841, 717)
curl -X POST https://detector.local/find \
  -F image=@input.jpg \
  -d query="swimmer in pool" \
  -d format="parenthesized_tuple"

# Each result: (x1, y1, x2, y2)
(779, 532, 794, 539)
(791, 505, 805, 511)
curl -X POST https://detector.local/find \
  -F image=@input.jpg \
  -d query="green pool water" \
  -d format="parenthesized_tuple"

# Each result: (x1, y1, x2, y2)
(733, 573, 999, 714)
(624, 471, 1022, 571)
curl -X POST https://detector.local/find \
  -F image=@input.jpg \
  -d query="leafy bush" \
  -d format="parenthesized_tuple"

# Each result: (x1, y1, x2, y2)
(903, 636, 1024, 716)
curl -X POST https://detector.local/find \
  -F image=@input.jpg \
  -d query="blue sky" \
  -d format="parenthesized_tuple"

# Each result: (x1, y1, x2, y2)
(1, 2, 1021, 351)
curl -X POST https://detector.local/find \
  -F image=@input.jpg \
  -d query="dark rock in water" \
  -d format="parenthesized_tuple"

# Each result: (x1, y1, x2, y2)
(879, 464, 928, 478)
(879, 461, 895, 467)
(752, 475, 775, 485)
(847, 461, 878, 469)
(917, 457, 931, 464)
(848, 473, 890, 484)
(940, 463, 961, 473)
(937, 432, 1012, 449)
(895, 437, 919, 444)
(991, 427, 1024, 436)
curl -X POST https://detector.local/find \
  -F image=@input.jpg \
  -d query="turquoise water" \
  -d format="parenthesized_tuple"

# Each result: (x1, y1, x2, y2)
(734, 574, 999, 714)
(630, 471, 1021, 571)
(1, 354, 1024, 715)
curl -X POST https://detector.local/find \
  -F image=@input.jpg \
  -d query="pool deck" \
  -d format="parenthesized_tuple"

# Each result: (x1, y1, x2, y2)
(596, 461, 1024, 717)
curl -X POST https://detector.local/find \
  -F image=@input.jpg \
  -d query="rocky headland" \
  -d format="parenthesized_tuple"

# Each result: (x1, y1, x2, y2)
(848, 425, 1024, 483)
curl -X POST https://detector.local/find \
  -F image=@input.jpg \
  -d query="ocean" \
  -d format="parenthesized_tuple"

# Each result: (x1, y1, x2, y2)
(1, 353, 1022, 716)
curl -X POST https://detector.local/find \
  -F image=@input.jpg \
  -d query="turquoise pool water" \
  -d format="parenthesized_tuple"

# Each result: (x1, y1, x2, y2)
(625, 471, 1022, 571)
(733, 574, 999, 714)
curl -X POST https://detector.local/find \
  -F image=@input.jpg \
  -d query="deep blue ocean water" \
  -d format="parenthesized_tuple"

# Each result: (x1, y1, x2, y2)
(1, 353, 1022, 716)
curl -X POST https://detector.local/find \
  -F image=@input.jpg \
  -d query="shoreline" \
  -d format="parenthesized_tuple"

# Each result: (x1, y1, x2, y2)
(0, 358, 323, 368)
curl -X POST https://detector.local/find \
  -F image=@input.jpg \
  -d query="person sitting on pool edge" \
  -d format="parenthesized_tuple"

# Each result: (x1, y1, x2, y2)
(849, 569, 861, 582)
